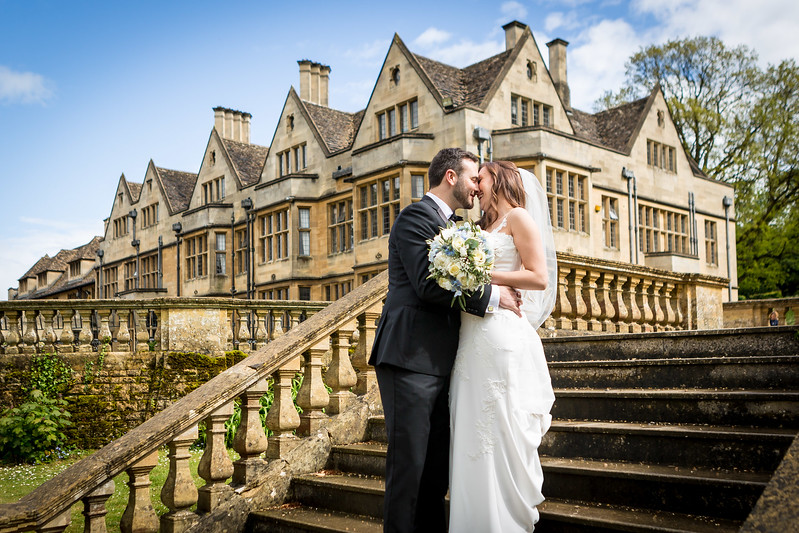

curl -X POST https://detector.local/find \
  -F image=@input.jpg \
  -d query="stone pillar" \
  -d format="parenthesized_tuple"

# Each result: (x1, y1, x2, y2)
(39, 508, 72, 533)
(160, 426, 199, 533)
(198, 403, 235, 513)
(77, 309, 94, 353)
(624, 276, 642, 333)
(236, 311, 251, 353)
(297, 340, 331, 436)
(266, 358, 301, 460)
(40, 309, 57, 353)
(583, 270, 602, 331)
(352, 308, 380, 395)
(21, 311, 38, 354)
(3, 311, 20, 354)
(610, 275, 628, 333)
(135, 310, 149, 352)
(225, 310, 236, 351)
(651, 280, 665, 331)
(252, 309, 268, 350)
(82, 479, 115, 533)
(117, 311, 132, 352)
(568, 268, 588, 331)
(662, 282, 677, 331)
(554, 267, 573, 330)
(271, 310, 285, 340)
(233, 378, 268, 485)
(326, 325, 357, 414)
(97, 309, 113, 346)
(637, 278, 654, 332)
(121, 451, 159, 533)
(58, 311, 74, 353)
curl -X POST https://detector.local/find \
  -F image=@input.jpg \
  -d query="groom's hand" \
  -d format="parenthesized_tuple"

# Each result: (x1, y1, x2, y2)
(497, 285, 523, 317)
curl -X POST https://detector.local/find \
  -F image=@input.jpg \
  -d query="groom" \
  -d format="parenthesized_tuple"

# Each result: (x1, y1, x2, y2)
(369, 148, 522, 532)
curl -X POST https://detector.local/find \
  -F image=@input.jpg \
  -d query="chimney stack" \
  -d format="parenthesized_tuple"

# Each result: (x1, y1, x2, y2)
(213, 107, 252, 143)
(297, 60, 331, 106)
(502, 21, 526, 51)
(547, 38, 570, 109)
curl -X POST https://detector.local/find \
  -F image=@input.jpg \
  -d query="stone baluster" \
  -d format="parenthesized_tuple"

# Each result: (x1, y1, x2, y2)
(38, 508, 72, 533)
(0, 315, 4, 354)
(651, 280, 665, 331)
(57, 311, 74, 353)
(594, 273, 614, 332)
(77, 309, 94, 352)
(198, 402, 234, 513)
(160, 426, 199, 533)
(236, 311, 251, 353)
(636, 278, 654, 332)
(82, 479, 115, 533)
(326, 324, 357, 414)
(271, 310, 285, 340)
(266, 359, 301, 460)
(40, 309, 57, 353)
(120, 451, 159, 533)
(553, 267, 572, 330)
(673, 283, 686, 329)
(583, 270, 603, 331)
(252, 309, 268, 350)
(297, 339, 331, 436)
(610, 275, 628, 333)
(568, 268, 588, 331)
(623, 276, 642, 333)
(662, 282, 677, 331)
(352, 307, 380, 395)
(135, 310, 149, 352)
(233, 378, 268, 486)
(225, 310, 235, 351)
(289, 309, 302, 330)
(21, 311, 39, 354)
(3, 311, 21, 354)
(97, 308, 113, 348)
(117, 311, 132, 352)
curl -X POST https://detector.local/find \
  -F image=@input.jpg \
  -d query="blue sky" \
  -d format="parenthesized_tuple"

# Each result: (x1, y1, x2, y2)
(2, 0, 798, 297)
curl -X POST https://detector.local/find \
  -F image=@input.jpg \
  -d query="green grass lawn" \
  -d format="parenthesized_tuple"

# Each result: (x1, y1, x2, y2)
(0, 447, 239, 533)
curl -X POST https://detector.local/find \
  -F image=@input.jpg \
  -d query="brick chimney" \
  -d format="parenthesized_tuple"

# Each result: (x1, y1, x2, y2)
(547, 38, 570, 109)
(502, 20, 526, 51)
(213, 107, 252, 143)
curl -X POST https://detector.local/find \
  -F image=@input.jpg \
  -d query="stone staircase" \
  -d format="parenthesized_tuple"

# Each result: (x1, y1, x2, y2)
(247, 327, 799, 532)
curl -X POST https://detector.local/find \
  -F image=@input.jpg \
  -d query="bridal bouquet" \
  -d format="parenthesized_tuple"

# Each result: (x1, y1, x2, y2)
(427, 221, 494, 310)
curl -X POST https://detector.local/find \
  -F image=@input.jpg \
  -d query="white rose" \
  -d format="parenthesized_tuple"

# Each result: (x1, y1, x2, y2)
(447, 262, 461, 277)
(440, 278, 453, 291)
(473, 249, 486, 265)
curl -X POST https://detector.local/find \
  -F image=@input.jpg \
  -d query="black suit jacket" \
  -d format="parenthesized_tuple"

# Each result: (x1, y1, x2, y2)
(369, 195, 491, 376)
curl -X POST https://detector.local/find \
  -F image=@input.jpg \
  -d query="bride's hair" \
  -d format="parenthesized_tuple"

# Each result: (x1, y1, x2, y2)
(477, 161, 527, 229)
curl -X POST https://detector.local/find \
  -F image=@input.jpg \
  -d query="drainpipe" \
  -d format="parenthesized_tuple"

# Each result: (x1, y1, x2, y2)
(230, 212, 236, 296)
(157, 236, 163, 289)
(172, 222, 182, 297)
(96, 249, 104, 298)
(242, 198, 254, 299)
(129, 209, 140, 289)
(723, 195, 733, 300)
(622, 168, 638, 263)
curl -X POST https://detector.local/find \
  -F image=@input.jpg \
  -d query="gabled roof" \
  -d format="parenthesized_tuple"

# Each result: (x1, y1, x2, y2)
(570, 92, 651, 153)
(412, 49, 514, 110)
(17, 237, 102, 283)
(303, 100, 364, 154)
(127, 181, 143, 202)
(154, 166, 197, 213)
(220, 138, 269, 186)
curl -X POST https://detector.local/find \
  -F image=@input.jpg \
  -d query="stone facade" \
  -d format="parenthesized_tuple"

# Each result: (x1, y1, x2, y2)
(10, 20, 737, 304)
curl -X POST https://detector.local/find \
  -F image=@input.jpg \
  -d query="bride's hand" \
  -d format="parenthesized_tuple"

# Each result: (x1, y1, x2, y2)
(497, 285, 523, 317)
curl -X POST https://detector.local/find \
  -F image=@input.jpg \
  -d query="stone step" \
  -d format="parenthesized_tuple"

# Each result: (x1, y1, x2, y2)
(542, 457, 768, 521)
(542, 327, 799, 362)
(328, 442, 387, 477)
(291, 472, 385, 519)
(366, 416, 386, 443)
(247, 506, 382, 533)
(549, 355, 799, 390)
(537, 498, 741, 533)
(551, 389, 799, 428)
(542, 420, 796, 472)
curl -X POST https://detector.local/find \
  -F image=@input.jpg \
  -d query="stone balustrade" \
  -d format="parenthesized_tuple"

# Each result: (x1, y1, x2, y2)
(0, 299, 326, 356)
(0, 275, 386, 533)
(724, 297, 799, 328)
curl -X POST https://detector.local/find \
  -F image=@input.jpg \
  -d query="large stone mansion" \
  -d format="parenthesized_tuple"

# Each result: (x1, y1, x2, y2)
(9, 21, 737, 303)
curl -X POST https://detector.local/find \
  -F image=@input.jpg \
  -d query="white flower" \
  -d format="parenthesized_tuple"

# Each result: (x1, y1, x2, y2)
(473, 248, 486, 266)
(447, 261, 461, 277)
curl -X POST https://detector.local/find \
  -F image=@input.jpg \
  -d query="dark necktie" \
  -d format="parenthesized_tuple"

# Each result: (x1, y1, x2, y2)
(449, 213, 463, 223)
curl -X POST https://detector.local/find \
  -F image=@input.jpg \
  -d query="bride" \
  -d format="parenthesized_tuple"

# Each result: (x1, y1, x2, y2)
(449, 161, 557, 532)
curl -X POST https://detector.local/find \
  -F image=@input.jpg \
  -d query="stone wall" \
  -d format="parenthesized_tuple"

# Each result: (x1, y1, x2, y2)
(724, 297, 799, 328)
(0, 348, 245, 449)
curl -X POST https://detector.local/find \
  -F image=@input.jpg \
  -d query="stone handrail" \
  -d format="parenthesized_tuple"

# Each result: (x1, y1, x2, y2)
(0, 272, 388, 533)
(0, 298, 328, 355)
(724, 297, 799, 328)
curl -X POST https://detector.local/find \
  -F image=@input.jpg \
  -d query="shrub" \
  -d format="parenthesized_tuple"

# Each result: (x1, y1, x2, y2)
(0, 390, 73, 463)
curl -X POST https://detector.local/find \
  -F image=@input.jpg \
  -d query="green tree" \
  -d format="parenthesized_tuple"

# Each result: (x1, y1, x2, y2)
(597, 38, 799, 298)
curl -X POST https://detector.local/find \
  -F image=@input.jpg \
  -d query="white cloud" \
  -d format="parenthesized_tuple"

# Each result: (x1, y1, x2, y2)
(0, 217, 102, 299)
(331, 79, 376, 111)
(344, 39, 391, 64)
(414, 27, 452, 48)
(501, 1, 528, 20)
(545, 11, 581, 33)
(567, 18, 642, 110)
(0, 65, 54, 105)
(421, 39, 505, 68)
(632, 0, 799, 65)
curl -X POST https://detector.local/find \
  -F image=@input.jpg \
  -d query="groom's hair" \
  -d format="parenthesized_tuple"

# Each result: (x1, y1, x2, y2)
(428, 148, 479, 187)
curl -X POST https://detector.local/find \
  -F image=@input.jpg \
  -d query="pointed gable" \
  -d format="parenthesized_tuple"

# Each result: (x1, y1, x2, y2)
(220, 138, 269, 186)
(570, 96, 650, 153)
(154, 166, 198, 213)
(303, 100, 364, 154)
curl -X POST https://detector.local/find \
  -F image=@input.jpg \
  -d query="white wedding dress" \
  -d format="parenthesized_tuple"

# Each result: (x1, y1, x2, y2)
(449, 218, 555, 532)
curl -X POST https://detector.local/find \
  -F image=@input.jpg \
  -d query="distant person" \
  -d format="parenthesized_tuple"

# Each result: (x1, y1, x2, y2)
(769, 310, 779, 326)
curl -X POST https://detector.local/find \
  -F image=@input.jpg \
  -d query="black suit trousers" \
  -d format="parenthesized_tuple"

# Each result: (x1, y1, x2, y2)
(377, 364, 450, 533)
